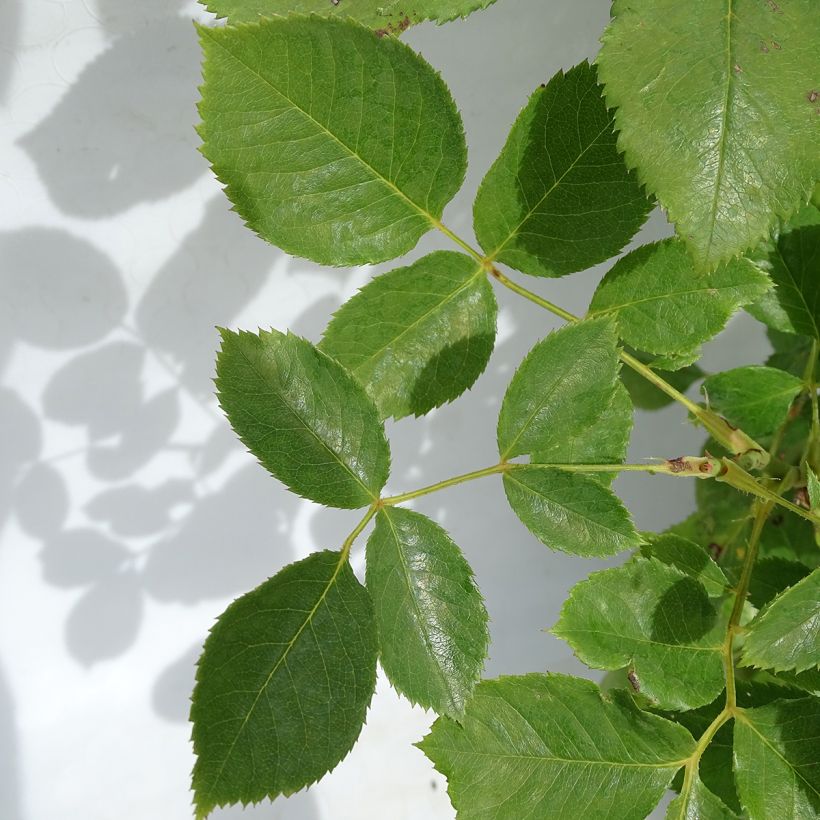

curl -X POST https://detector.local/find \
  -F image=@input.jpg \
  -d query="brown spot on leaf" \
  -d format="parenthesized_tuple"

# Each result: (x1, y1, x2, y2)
(734, 63, 742, 73)
(667, 457, 689, 473)
(708, 542, 724, 561)
(771, 40, 782, 50)
(760, 41, 770, 53)
(794, 487, 810, 509)
(809, 90, 819, 103)
(627, 670, 640, 692)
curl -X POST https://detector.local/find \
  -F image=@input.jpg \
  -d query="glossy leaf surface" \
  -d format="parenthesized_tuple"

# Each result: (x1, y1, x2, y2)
(742, 568, 819, 673)
(365, 507, 488, 717)
(320, 252, 495, 420)
(475, 61, 651, 278)
(554, 557, 727, 710)
(702, 366, 803, 441)
(216, 329, 389, 508)
(419, 673, 694, 820)
(589, 240, 770, 357)
(503, 466, 640, 558)
(598, 0, 820, 270)
(198, 17, 466, 265)
(734, 697, 820, 819)
(497, 317, 620, 460)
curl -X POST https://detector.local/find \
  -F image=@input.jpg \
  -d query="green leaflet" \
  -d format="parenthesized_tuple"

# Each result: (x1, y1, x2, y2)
(640, 533, 729, 599)
(215, 328, 389, 508)
(365, 507, 488, 717)
(554, 557, 727, 710)
(320, 252, 496, 420)
(191, 550, 378, 818)
(197, 16, 466, 266)
(748, 557, 810, 609)
(742, 568, 819, 673)
(734, 697, 820, 819)
(747, 204, 820, 339)
(534, 381, 633, 486)
(419, 673, 695, 820)
(766, 328, 814, 379)
(702, 366, 804, 441)
(503, 466, 640, 558)
(666, 773, 739, 820)
(497, 317, 620, 460)
(474, 61, 651, 278)
(200, 0, 498, 30)
(597, 0, 820, 270)
(808, 467, 820, 511)
(588, 239, 771, 358)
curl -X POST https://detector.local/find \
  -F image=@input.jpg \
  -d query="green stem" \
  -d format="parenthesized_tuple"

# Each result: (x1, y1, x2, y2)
(381, 464, 507, 505)
(487, 266, 579, 323)
(340, 505, 377, 561)
(717, 460, 819, 524)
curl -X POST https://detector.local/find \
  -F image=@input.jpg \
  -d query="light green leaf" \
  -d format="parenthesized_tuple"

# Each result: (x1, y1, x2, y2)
(474, 61, 651, 278)
(734, 697, 820, 819)
(554, 557, 727, 710)
(534, 381, 633, 486)
(215, 328, 389, 508)
(497, 317, 620, 460)
(200, 0, 498, 30)
(597, 0, 820, 270)
(320, 252, 496, 420)
(808, 467, 820, 511)
(191, 550, 378, 818)
(702, 366, 804, 441)
(197, 16, 466, 266)
(365, 507, 488, 717)
(667, 773, 739, 820)
(748, 557, 811, 609)
(742, 568, 820, 673)
(588, 239, 771, 357)
(641, 532, 729, 598)
(418, 673, 695, 820)
(747, 204, 820, 338)
(503, 466, 640, 558)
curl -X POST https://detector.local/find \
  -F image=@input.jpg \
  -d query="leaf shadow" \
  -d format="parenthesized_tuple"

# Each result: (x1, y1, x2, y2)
(18, 16, 204, 217)
(649, 577, 716, 645)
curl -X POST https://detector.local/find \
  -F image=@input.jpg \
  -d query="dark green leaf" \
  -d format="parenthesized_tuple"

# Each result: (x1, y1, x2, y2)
(503, 466, 640, 558)
(365, 507, 488, 717)
(191, 550, 378, 818)
(597, 0, 820, 270)
(554, 557, 727, 710)
(742, 568, 819, 673)
(734, 697, 820, 819)
(588, 239, 771, 357)
(702, 366, 803, 441)
(474, 61, 651, 278)
(216, 328, 389, 508)
(419, 673, 694, 820)
(200, 0, 498, 30)
(641, 533, 729, 598)
(747, 204, 820, 339)
(765, 328, 813, 379)
(320, 252, 495, 420)
(197, 16, 466, 266)
(497, 317, 620, 460)
(748, 557, 811, 609)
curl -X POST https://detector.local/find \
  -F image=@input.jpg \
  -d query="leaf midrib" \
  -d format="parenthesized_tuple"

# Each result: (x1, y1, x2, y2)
(703, 0, 735, 262)
(488, 115, 616, 260)
(201, 25, 440, 228)
(505, 470, 632, 543)
(346, 266, 485, 377)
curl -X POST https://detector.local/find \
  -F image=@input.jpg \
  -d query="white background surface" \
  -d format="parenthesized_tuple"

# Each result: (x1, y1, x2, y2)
(0, 1, 770, 818)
